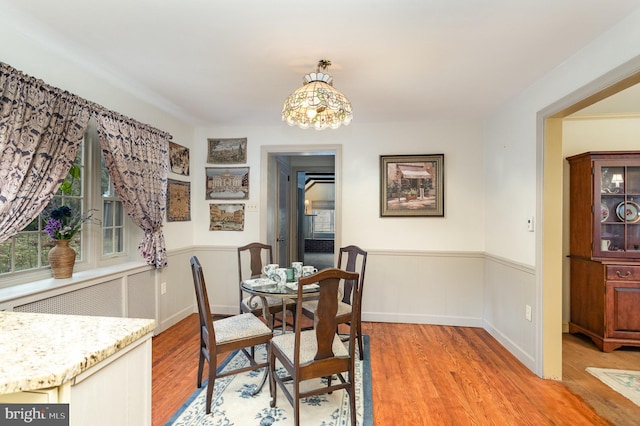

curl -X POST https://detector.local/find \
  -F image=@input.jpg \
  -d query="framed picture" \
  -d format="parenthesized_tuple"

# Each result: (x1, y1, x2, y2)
(166, 179, 191, 221)
(205, 167, 249, 200)
(207, 138, 247, 164)
(169, 141, 190, 176)
(209, 203, 245, 231)
(380, 154, 444, 217)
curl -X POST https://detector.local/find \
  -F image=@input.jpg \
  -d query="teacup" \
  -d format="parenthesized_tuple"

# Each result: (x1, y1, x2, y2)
(291, 262, 303, 279)
(302, 265, 318, 277)
(273, 268, 288, 284)
(263, 264, 278, 277)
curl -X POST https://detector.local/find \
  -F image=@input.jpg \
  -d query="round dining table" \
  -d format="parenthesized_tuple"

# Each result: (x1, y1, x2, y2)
(241, 277, 320, 333)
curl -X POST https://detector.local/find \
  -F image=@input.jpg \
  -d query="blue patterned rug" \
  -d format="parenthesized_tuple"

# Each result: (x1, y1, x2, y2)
(586, 367, 640, 406)
(166, 335, 372, 425)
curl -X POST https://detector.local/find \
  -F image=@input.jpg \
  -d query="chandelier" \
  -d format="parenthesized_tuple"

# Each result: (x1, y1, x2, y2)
(282, 59, 353, 130)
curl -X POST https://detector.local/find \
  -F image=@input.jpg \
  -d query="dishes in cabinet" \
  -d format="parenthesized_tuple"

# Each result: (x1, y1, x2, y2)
(615, 200, 640, 223)
(601, 203, 609, 222)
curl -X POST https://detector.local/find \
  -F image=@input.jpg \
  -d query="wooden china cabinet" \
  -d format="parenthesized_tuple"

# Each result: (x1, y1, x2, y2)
(567, 151, 640, 352)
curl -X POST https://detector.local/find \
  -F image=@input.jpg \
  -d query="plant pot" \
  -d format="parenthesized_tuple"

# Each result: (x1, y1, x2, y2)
(48, 239, 76, 279)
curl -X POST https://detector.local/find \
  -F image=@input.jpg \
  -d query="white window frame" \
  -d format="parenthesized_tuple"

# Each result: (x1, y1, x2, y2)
(0, 121, 137, 288)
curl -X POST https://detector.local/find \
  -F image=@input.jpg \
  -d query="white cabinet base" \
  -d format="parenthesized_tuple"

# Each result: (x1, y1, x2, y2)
(0, 334, 152, 426)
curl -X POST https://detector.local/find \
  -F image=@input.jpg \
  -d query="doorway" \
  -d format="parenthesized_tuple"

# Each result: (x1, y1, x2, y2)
(297, 171, 335, 270)
(540, 69, 640, 379)
(260, 145, 341, 268)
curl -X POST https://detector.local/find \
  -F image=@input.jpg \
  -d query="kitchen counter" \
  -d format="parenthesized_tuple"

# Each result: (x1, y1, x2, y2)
(0, 311, 155, 394)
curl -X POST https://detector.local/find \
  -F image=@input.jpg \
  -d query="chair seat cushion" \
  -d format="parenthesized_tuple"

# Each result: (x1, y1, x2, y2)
(214, 313, 271, 344)
(301, 299, 352, 318)
(271, 330, 348, 364)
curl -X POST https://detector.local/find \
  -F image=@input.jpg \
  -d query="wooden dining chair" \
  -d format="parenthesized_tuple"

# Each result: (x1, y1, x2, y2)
(301, 245, 368, 359)
(237, 242, 296, 328)
(190, 256, 272, 415)
(269, 268, 360, 426)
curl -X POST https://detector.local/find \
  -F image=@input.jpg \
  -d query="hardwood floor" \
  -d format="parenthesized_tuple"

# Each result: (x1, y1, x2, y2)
(562, 332, 640, 425)
(152, 315, 630, 425)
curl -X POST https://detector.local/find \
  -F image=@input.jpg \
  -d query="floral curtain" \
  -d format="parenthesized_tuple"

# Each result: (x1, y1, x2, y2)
(95, 110, 170, 268)
(0, 62, 91, 244)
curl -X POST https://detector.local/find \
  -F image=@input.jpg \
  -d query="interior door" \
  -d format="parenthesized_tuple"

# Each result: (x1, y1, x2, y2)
(276, 159, 290, 265)
(296, 171, 306, 262)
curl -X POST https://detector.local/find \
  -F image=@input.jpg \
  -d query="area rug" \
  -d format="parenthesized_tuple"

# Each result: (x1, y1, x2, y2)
(166, 335, 372, 425)
(586, 367, 640, 406)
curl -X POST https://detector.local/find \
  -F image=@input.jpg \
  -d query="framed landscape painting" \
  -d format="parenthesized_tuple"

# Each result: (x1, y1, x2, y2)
(209, 203, 245, 231)
(166, 179, 191, 221)
(207, 138, 247, 164)
(380, 154, 444, 217)
(205, 167, 249, 200)
(169, 141, 190, 176)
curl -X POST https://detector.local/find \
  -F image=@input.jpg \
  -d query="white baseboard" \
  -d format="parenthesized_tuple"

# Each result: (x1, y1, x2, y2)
(483, 319, 536, 373)
(158, 305, 195, 334)
(362, 311, 483, 328)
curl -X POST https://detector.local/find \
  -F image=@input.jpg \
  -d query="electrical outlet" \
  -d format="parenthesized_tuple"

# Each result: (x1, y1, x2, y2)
(161, 282, 167, 295)
(525, 304, 532, 322)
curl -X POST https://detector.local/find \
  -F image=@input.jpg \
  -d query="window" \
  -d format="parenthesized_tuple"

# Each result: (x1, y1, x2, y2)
(305, 200, 335, 240)
(312, 209, 335, 234)
(101, 155, 125, 256)
(0, 146, 84, 275)
(0, 122, 128, 283)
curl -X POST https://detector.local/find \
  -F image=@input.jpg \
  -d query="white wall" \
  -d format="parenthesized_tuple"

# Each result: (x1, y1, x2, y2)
(192, 121, 486, 251)
(485, 9, 640, 377)
(0, 11, 199, 331)
(188, 122, 488, 330)
(0, 9, 196, 252)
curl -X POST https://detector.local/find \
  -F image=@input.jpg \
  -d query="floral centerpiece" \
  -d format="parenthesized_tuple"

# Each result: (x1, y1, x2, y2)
(45, 205, 83, 240)
(44, 205, 96, 278)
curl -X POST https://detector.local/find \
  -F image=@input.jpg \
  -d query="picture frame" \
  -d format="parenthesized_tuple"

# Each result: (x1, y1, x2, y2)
(380, 154, 444, 217)
(166, 179, 191, 222)
(209, 203, 245, 231)
(207, 138, 247, 164)
(169, 141, 190, 176)
(205, 167, 249, 200)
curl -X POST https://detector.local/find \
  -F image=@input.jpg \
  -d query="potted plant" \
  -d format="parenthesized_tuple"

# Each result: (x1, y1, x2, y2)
(44, 205, 96, 278)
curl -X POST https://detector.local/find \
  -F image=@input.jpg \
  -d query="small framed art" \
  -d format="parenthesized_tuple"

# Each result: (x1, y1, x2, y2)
(205, 167, 249, 200)
(207, 138, 247, 164)
(209, 203, 245, 231)
(380, 154, 444, 217)
(166, 179, 191, 221)
(169, 142, 190, 176)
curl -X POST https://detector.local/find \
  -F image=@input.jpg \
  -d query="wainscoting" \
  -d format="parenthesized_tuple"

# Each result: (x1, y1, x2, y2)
(0, 247, 538, 371)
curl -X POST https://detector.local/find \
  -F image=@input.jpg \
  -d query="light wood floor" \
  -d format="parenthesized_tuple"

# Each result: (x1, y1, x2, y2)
(152, 315, 636, 425)
(562, 332, 640, 425)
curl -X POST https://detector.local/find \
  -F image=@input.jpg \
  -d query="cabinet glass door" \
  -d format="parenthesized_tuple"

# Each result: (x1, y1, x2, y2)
(599, 165, 640, 257)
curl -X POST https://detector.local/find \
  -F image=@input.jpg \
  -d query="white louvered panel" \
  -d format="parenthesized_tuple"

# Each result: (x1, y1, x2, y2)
(127, 270, 155, 320)
(14, 279, 123, 317)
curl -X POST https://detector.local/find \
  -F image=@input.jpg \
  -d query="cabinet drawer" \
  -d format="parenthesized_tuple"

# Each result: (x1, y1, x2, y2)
(606, 265, 640, 281)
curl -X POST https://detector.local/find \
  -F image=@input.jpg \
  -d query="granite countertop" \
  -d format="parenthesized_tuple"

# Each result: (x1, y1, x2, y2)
(0, 311, 156, 395)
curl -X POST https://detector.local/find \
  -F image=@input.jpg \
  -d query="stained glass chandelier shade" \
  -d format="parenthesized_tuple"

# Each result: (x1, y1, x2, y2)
(282, 59, 353, 130)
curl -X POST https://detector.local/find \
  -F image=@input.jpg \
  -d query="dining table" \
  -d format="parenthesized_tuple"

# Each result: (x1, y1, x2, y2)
(241, 277, 320, 333)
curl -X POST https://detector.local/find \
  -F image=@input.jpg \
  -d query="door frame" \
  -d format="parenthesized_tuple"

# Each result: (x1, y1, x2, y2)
(538, 60, 640, 379)
(260, 144, 342, 263)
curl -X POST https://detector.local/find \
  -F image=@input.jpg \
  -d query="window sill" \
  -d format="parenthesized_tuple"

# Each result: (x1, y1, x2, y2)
(0, 261, 152, 309)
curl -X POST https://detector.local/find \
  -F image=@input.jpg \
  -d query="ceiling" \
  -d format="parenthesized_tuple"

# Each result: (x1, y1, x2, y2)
(3, 0, 640, 127)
